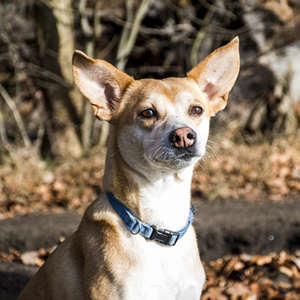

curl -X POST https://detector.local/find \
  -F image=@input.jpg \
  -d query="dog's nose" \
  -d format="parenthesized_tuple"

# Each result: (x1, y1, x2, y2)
(169, 127, 197, 148)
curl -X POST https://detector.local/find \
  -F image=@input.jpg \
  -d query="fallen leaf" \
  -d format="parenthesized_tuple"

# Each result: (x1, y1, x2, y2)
(21, 250, 44, 266)
(279, 266, 294, 278)
(253, 254, 274, 266)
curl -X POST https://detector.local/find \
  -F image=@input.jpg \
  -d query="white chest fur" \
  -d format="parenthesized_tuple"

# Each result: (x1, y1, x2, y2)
(121, 228, 205, 300)
(138, 166, 194, 231)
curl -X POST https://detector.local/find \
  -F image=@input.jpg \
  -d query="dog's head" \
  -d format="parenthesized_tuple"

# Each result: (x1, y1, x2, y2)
(73, 38, 239, 174)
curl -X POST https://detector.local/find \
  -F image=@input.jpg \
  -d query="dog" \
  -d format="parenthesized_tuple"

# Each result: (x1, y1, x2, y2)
(18, 37, 239, 300)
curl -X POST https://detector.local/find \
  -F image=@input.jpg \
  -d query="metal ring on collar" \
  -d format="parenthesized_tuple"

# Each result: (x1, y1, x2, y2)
(130, 220, 141, 235)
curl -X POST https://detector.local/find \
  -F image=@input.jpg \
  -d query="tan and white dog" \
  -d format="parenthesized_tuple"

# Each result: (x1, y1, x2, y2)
(19, 38, 239, 300)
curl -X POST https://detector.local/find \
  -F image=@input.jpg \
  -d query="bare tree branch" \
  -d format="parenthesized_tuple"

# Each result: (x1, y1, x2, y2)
(117, 0, 153, 71)
(0, 84, 31, 149)
(0, 109, 8, 146)
(190, 1, 217, 67)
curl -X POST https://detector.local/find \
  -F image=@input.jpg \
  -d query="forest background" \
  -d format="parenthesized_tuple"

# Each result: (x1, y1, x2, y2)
(0, 0, 299, 299)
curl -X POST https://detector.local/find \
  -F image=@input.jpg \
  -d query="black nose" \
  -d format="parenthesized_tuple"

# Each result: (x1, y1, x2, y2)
(169, 127, 197, 148)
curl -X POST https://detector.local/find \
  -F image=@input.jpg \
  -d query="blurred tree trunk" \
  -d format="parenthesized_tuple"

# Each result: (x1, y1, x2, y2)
(36, 0, 83, 158)
(241, 66, 298, 140)
(239, 6, 300, 140)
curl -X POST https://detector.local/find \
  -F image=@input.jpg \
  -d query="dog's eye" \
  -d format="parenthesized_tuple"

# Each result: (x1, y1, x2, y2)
(190, 106, 204, 116)
(140, 109, 157, 119)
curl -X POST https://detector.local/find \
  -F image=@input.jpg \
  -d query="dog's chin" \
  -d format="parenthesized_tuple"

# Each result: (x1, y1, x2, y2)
(151, 153, 201, 171)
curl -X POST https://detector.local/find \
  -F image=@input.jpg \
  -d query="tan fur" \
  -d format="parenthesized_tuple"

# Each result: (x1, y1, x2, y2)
(18, 38, 240, 300)
(188, 37, 240, 115)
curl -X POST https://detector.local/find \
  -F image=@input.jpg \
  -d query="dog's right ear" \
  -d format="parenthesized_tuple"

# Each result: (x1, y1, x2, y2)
(72, 51, 133, 121)
(188, 38, 240, 116)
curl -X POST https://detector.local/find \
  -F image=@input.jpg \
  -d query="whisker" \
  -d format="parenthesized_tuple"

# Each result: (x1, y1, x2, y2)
(206, 145, 222, 164)
(152, 146, 164, 160)
(199, 155, 210, 172)
(195, 159, 209, 174)
(136, 156, 148, 170)
(208, 135, 221, 145)
(108, 149, 120, 158)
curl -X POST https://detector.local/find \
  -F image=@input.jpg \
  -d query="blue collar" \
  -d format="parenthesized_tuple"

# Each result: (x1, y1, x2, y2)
(106, 191, 195, 246)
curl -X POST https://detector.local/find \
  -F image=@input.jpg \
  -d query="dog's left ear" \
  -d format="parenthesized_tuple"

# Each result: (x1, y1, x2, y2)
(188, 37, 240, 116)
(72, 51, 133, 121)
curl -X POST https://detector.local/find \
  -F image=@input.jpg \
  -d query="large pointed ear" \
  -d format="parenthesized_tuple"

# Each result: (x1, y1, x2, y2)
(72, 51, 133, 121)
(188, 37, 240, 116)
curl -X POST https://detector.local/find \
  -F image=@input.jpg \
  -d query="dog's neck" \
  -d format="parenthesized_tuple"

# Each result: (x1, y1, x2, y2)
(103, 129, 194, 231)
(137, 167, 193, 230)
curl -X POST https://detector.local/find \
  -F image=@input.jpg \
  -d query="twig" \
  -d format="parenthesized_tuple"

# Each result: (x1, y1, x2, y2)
(35, 123, 45, 154)
(200, 0, 237, 20)
(116, 0, 134, 71)
(117, 0, 153, 71)
(79, 0, 93, 38)
(98, 35, 118, 59)
(0, 84, 31, 148)
(190, 1, 216, 67)
(0, 109, 8, 146)
(26, 63, 71, 88)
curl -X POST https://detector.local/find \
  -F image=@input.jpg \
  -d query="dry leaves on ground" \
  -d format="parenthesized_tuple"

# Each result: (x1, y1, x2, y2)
(193, 135, 300, 201)
(1, 249, 299, 299)
(202, 250, 300, 300)
(0, 151, 106, 219)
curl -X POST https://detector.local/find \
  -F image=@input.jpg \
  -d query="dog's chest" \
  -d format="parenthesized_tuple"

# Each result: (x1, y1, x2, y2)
(121, 232, 204, 300)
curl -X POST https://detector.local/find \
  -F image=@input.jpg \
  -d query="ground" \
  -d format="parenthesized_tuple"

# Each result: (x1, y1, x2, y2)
(0, 198, 299, 299)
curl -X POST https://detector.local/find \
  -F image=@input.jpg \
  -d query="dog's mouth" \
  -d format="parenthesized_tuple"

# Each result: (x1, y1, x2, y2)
(173, 151, 199, 161)
(149, 147, 201, 168)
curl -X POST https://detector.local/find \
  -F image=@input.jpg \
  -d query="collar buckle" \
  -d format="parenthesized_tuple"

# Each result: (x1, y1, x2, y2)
(150, 227, 180, 246)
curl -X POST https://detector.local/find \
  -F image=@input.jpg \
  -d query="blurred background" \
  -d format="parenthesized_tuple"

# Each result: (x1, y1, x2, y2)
(0, 0, 299, 299)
